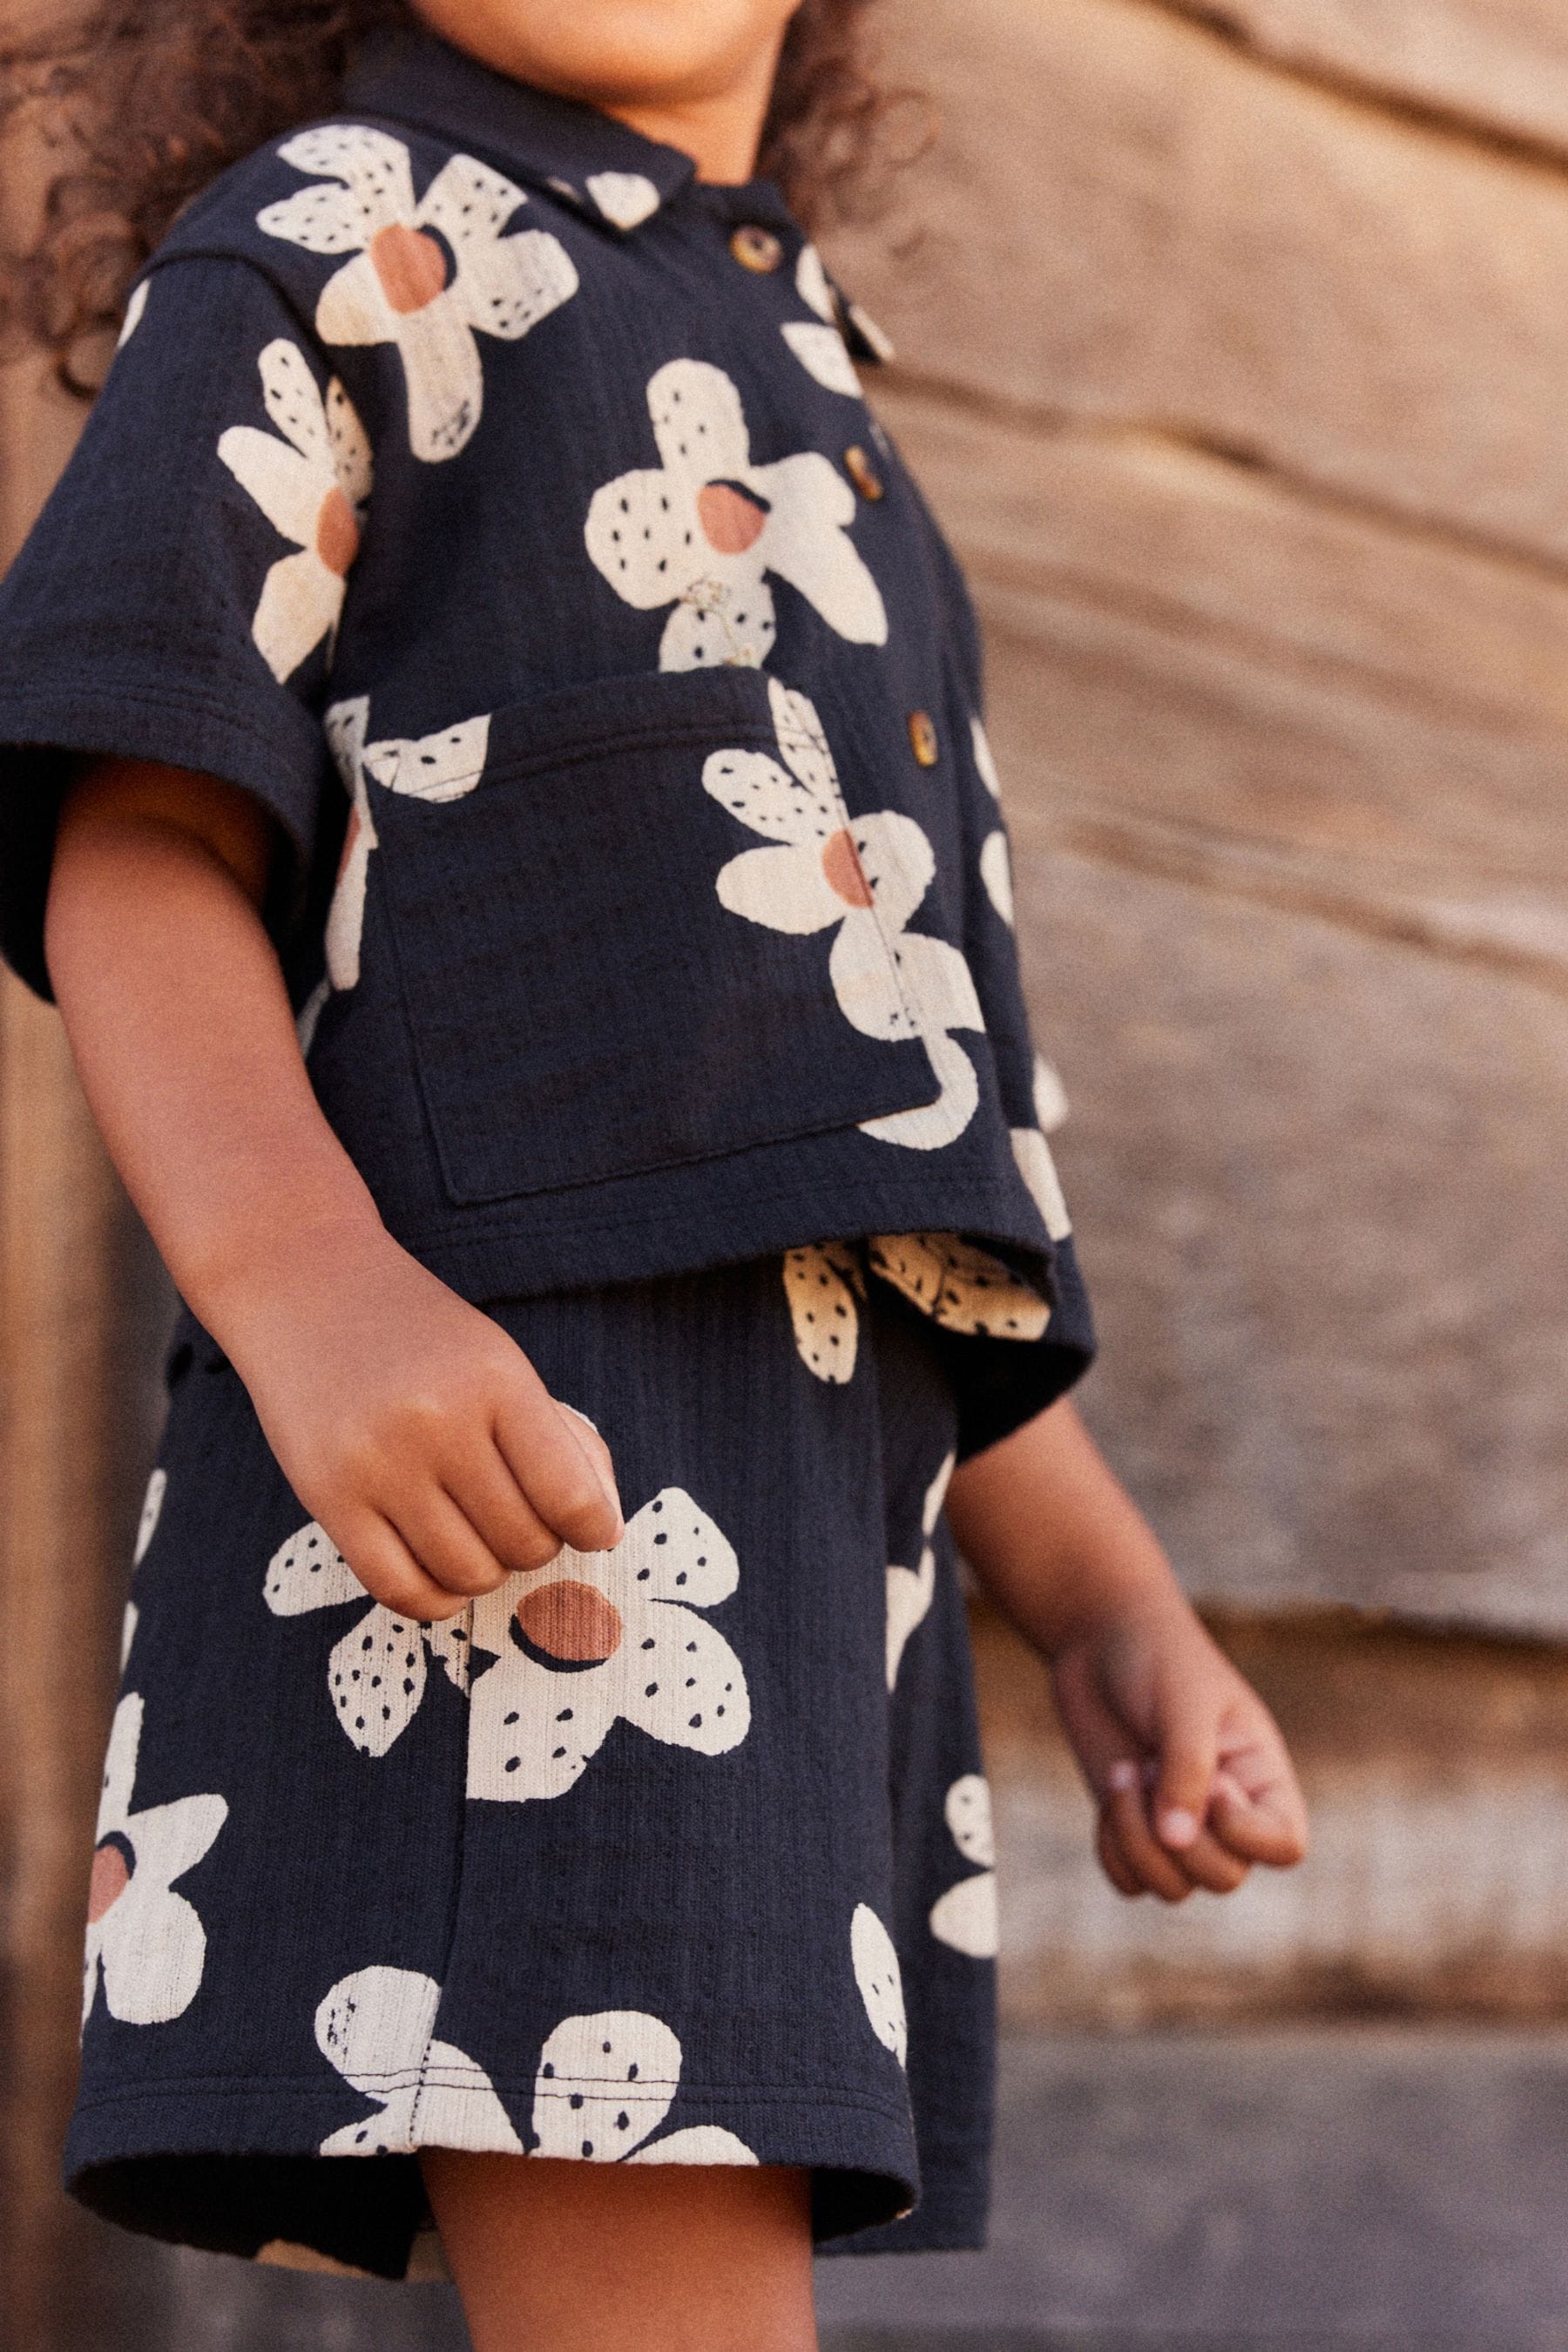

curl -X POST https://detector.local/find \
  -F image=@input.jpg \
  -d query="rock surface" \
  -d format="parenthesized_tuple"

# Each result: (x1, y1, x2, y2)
(1180, 0, 1568, 157)
(819, 10, 1568, 1632)
(834, 0, 1568, 561)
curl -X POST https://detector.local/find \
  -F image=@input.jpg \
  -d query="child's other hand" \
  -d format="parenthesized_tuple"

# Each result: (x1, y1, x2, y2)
(1051, 1604, 1309, 1901)
(219, 1220, 625, 1623)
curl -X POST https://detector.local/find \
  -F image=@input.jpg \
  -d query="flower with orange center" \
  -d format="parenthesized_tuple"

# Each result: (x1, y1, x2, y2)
(259, 125, 578, 462)
(702, 679, 987, 1150)
(217, 339, 372, 684)
(82, 1693, 227, 2029)
(466, 1485, 750, 1803)
(585, 358, 887, 669)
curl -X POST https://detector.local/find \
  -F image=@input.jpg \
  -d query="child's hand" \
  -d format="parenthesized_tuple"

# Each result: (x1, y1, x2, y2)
(945, 1395, 1308, 1904)
(1051, 1601, 1309, 1901)
(220, 1220, 625, 1623)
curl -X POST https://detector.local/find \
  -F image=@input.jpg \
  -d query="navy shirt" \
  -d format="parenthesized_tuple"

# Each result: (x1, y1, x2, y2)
(0, 24, 1093, 1447)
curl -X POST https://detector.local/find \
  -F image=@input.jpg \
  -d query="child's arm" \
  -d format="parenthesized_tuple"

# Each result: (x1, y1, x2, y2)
(45, 756, 624, 1619)
(946, 1396, 1308, 1899)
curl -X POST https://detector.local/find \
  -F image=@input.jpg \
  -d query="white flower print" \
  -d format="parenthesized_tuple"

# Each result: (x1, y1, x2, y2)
(116, 278, 149, 352)
(264, 1520, 471, 1756)
(119, 1463, 169, 1670)
(316, 694, 492, 1007)
(703, 679, 984, 1150)
(971, 714, 1015, 928)
(851, 1903, 907, 2066)
(315, 1966, 522, 2156)
(1010, 1126, 1072, 1242)
(1032, 1051, 1070, 1132)
(313, 1973, 757, 2168)
(467, 1487, 750, 1802)
(787, 1233, 1050, 1378)
(532, 2010, 757, 2166)
(980, 835, 1015, 928)
(217, 340, 372, 684)
(134, 1466, 167, 1566)
(783, 1240, 864, 1382)
(868, 1233, 1051, 1342)
(585, 170, 662, 229)
(585, 359, 887, 669)
(259, 125, 578, 462)
(1005, 1056, 1074, 1242)
(886, 1450, 955, 1693)
(929, 1774, 999, 1959)
(83, 1693, 227, 2029)
(781, 245, 861, 396)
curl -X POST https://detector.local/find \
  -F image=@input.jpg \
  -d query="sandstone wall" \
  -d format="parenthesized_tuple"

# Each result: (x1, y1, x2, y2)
(827, 0, 1568, 1635)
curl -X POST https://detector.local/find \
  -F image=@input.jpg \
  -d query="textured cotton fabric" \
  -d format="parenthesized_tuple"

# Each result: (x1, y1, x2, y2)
(2, 23, 1104, 2268)
(69, 1256, 997, 2274)
(0, 22, 1093, 1440)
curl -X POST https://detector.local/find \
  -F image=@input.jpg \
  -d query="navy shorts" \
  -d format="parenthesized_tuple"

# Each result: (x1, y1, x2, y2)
(66, 1249, 998, 2279)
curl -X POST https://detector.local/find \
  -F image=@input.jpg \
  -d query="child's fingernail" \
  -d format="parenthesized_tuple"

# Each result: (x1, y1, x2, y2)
(1107, 1761, 1139, 1794)
(1159, 1807, 1200, 1847)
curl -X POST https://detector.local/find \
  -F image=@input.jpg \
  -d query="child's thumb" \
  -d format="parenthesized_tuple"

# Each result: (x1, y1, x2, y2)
(1151, 1701, 1220, 1851)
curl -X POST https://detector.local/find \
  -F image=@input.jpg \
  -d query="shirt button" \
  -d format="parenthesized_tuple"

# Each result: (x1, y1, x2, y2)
(908, 710, 940, 767)
(730, 224, 784, 273)
(843, 444, 884, 501)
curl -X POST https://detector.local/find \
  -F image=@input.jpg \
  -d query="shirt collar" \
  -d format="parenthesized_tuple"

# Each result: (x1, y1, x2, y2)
(344, 24, 729, 233)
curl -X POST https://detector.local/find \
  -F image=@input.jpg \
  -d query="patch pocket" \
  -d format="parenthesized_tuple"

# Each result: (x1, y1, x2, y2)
(369, 668, 938, 1205)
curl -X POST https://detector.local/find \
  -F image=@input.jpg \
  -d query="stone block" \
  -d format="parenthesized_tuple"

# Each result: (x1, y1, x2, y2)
(876, 385, 1568, 986)
(1022, 848, 1568, 1631)
(1191, 0, 1568, 158)
(830, 0, 1568, 562)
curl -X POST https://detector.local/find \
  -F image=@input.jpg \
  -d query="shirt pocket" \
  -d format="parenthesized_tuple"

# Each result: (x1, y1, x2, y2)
(367, 667, 938, 1206)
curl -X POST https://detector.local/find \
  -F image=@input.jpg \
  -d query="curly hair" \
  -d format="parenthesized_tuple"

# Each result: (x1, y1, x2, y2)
(0, 0, 922, 395)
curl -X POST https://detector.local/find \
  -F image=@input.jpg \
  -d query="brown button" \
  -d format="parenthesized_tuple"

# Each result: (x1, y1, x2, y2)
(843, 443, 884, 502)
(729, 223, 783, 273)
(908, 710, 939, 767)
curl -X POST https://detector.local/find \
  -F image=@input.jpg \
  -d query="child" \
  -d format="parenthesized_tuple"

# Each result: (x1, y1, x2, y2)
(0, 3, 1308, 2346)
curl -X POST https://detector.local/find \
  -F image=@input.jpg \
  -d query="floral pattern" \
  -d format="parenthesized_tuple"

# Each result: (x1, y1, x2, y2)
(83, 1693, 227, 2029)
(135, 1466, 167, 1566)
(116, 279, 149, 352)
(781, 245, 861, 396)
(119, 1463, 170, 1671)
(970, 715, 1016, 928)
(869, 1233, 1051, 1341)
(786, 1233, 1051, 1385)
(929, 1774, 999, 1958)
(704, 679, 984, 1150)
(585, 359, 887, 668)
(1000, 1056, 1074, 1243)
(467, 1486, 750, 1802)
(218, 340, 371, 684)
(886, 1450, 956, 1692)
(585, 170, 662, 229)
(317, 694, 492, 1002)
(315, 1965, 521, 2155)
(314, 1970, 756, 2167)
(259, 126, 578, 461)
(851, 1903, 907, 2065)
(532, 2009, 756, 2165)
(782, 1240, 864, 1382)
(264, 1520, 471, 1756)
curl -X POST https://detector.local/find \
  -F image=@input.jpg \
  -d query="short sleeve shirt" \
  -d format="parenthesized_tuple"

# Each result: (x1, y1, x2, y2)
(0, 23, 1094, 1450)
